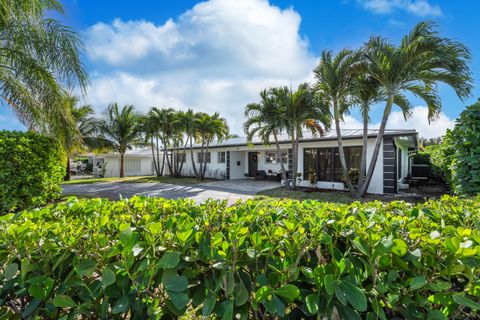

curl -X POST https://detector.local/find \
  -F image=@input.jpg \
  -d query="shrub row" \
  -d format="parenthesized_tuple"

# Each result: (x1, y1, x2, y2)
(0, 130, 64, 212)
(1, 196, 479, 319)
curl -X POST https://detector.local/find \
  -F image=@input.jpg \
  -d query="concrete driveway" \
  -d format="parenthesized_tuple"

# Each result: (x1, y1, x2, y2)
(62, 179, 280, 204)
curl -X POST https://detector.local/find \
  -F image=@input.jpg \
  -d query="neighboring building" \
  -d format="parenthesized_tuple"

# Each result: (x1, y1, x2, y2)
(90, 150, 154, 178)
(90, 129, 418, 195)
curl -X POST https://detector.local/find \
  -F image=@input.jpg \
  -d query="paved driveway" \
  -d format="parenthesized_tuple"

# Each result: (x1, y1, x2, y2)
(62, 179, 280, 204)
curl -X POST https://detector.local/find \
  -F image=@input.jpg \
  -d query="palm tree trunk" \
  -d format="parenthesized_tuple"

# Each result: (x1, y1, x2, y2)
(198, 140, 205, 181)
(359, 94, 394, 197)
(165, 145, 172, 176)
(357, 106, 369, 192)
(155, 135, 161, 176)
(178, 139, 188, 177)
(189, 136, 198, 178)
(151, 136, 159, 176)
(334, 101, 355, 195)
(160, 150, 166, 176)
(273, 133, 288, 187)
(64, 155, 71, 181)
(202, 141, 210, 180)
(120, 152, 125, 178)
(290, 132, 297, 190)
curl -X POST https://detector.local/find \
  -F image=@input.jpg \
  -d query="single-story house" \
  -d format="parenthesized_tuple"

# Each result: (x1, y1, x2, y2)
(90, 129, 417, 195)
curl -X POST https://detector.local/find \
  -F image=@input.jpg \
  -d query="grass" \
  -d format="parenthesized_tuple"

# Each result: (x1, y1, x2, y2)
(62, 175, 212, 186)
(255, 187, 432, 204)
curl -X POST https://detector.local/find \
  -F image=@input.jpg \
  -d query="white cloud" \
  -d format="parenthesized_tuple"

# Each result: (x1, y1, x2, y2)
(341, 106, 454, 138)
(83, 0, 317, 133)
(357, 0, 442, 16)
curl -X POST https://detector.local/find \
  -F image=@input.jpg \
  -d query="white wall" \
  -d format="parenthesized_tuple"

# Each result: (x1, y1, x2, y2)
(174, 150, 227, 179)
(102, 155, 154, 177)
(230, 151, 246, 179)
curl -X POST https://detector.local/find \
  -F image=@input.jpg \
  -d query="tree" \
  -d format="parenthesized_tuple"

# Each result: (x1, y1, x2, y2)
(196, 112, 229, 181)
(98, 103, 142, 178)
(0, 0, 88, 139)
(356, 21, 472, 197)
(148, 108, 177, 176)
(141, 114, 162, 177)
(349, 75, 382, 191)
(63, 97, 97, 181)
(274, 84, 330, 190)
(314, 50, 360, 195)
(178, 109, 199, 177)
(244, 89, 288, 186)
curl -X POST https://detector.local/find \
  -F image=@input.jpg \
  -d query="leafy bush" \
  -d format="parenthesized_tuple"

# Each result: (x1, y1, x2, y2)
(1, 197, 479, 319)
(0, 131, 64, 212)
(448, 101, 480, 195)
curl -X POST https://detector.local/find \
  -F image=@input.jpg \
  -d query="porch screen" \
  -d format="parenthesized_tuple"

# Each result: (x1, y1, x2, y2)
(303, 146, 362, 182)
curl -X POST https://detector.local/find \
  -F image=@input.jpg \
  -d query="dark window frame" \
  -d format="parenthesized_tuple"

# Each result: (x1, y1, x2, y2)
(303, 146, 363, 183)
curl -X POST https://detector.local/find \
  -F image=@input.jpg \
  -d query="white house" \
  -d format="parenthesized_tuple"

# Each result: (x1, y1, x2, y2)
(90, 149, 154, 178)
(91, 129, 417, 195)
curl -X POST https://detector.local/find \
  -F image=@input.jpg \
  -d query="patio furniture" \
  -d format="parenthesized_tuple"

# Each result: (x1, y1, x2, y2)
(255, 170, 267, 180)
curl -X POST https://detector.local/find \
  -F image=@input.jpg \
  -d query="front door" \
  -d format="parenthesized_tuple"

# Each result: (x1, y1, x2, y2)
(248, 152, 258, 177)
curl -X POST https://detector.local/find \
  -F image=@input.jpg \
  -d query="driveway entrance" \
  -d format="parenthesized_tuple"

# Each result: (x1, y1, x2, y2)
(62, 179, 280, 205)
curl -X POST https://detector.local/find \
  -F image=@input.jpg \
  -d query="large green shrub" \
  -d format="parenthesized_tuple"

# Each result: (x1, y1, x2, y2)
(0, 131, 64, 212)
(448, 101, 480, 195)
(1, 196, 479, 319)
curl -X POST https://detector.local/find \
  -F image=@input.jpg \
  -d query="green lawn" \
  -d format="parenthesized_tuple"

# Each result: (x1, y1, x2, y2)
(62, 175, 209, 185)
(256, 187, 431, 204)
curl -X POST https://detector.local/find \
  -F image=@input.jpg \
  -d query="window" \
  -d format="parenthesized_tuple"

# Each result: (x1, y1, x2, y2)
(303, 146, 362, 182)
(218, 151, 226, 163)
(125, 159, 141, 173)
(197, 152, 211, 163)
(265, 151, 288, 164)
(175, 153, 186, 163)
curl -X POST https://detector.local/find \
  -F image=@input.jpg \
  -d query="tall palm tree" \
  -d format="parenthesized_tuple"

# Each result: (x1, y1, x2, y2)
(0, 0, 88, 139)
(275, 83, 331, 190)
(357, 21, 472, 196)
(350, 75, 382, 190)
(314, 49, 360, 195)
(178, 109, 199, 177)
(98, 103, 142, 178)
(140, 114, 162, 177)
(196, 113, 229, 180)
(148, 108, 177, 176)
(62, 97, 97, 181)
(244, 89, 288, 185)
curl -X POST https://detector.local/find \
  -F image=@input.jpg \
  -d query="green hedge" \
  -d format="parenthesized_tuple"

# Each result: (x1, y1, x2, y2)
(1, 197, 479, 319)
(0, 131, 64, 212)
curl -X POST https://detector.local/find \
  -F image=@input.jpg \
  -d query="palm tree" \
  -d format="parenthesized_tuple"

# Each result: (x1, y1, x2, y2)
(244, 89, 288, 185)
(0, 0, 88, 139)
(178, 109, 199, 177)
(98, 103, 142, 178)
(148, 108, 177, 176)
(357, 21, 472, 196)
(196, 113, 229, 180)
(314, 49, 360, 195)
(62, 97, 97, 181)
(350, 75, 382, 190)
(275, 83, 331, 190)
(141, 114, 162, 177)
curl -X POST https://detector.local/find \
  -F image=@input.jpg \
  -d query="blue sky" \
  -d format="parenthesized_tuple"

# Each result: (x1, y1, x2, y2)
(2, 0, 479, 138)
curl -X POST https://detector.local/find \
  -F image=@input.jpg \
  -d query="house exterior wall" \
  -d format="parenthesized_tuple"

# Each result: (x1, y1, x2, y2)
(102, 155, 154, 177)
